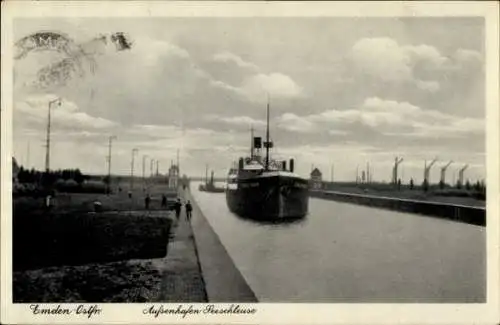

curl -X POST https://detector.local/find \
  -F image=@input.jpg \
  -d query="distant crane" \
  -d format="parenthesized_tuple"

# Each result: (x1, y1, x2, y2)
(423, 157, 438, 184)
(130, 148, 139, 190)
(439, 160, 453, 185)
(458, 164, 469, 187)
(392, 157, 404, 184)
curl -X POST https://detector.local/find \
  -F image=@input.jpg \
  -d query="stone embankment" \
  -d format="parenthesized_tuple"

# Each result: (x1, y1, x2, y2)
(310, 190, 486, 226)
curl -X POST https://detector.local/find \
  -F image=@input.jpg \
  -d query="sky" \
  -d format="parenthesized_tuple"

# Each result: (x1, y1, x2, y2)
(12, 17, 485, 183)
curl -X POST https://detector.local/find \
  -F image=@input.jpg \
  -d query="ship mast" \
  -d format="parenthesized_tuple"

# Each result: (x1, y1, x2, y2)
(265, 97, 270, 170)
(250, 125, 254, 159)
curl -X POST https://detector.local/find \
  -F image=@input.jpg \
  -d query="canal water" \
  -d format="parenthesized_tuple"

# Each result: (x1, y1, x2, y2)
(190, 183, 485, 302)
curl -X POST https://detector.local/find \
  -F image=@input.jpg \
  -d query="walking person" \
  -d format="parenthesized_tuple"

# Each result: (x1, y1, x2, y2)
(174, 198, 182, 221)
(145, 193, 151, 210)
(185, 200, 193, 221)
(45, 194, 52, 211)
(161, 194, 167, 209)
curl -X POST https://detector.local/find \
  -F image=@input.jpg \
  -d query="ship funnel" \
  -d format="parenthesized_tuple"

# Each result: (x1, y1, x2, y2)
(254, 137, 262, 149)
(238, 158, 244, 171)
(289, 159, 294, 173)
(282, 161, 287, 171)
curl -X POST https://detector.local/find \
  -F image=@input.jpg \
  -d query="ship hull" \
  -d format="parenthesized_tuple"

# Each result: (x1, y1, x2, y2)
(225, 174, 309, 219)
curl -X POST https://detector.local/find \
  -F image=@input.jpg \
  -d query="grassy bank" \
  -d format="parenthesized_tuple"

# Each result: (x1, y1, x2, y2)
(12, 177, 209, 302)
(14, 260, 163, 302)
(13, 210, 173, 271)
(13, 182, 177, 268)
(14, 181, 179, 214)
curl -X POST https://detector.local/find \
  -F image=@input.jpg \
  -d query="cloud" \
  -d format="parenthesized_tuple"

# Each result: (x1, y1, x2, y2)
(205, 52, 305, 103)
(453, 48, 482, 66)
(360, 97, 484, 137)
(240, 73, 304, 100)
(350, 37, 413, 82)
(11, 20, 484, 180)
(276, 113, 316, 133)
(404, 44, 449, 68)
(212, 51, 259, 72)
(14, 94, 117, 131)
(219, 116, 266, 127)
(355, 97, 484, 138)
(274, 97, 483, 139)
(347, 37, 483, 93)
(415, 80, 440, 92)
(209, 72, 305, 104)
(124, 124, 241, 151)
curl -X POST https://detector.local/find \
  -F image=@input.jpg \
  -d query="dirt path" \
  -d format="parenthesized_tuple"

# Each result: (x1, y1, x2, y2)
(151, 208, 208, 302)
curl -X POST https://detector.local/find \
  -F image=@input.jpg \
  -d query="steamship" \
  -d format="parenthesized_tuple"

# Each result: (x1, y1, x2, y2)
(199, 168, 225, 193)
(225, 101, 309, 219)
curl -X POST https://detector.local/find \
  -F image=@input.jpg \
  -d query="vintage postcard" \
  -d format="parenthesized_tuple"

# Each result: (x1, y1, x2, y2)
(1, 1, 499, 324)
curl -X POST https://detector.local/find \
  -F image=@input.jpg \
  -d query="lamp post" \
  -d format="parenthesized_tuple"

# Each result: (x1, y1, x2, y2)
(150, 158, 155, 177)
(106, 135, 117, 195)
(130, 148, 139, 190)
(142, 155, 149, 184)
(45, 98, 61, 172)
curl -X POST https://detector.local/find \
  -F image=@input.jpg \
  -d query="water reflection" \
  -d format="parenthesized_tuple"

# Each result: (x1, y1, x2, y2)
(191, 182, 485, 302)
(229, 211, 308, 227)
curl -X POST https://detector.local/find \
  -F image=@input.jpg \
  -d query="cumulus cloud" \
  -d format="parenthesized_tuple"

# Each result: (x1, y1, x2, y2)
(122, 125, 247, 160)
(209, 72, 304, 104)
(202, 49, 306, 103)
(14, 94, 117, 131)
(415, 80, 440, 92)
(11, 19, 485, 179)
(212, 51, 259, 72)
(219, 116, 266, 127)
(360, 97, 484, 137)
(348, 37, 482, 93)
(205, 52, 305, 103)
(404, 43, 449, 68)
(453, 48, 482, 65)
(275, 97, 483, 139)
(276, 113, 316, 133)
(350, 38, 413, 82)
(240, 73, 304, 100)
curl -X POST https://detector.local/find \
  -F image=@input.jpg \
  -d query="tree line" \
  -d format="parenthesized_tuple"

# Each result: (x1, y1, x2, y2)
(16, 167, 90, 186)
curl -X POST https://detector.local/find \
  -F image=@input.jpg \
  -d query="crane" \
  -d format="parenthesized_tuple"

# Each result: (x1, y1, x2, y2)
(440, 160, 453, 185)
(392, 157, 404, 184)
(423, 157, 438, 184)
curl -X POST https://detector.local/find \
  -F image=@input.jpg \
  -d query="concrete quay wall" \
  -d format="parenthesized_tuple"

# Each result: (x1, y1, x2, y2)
(184, 191, 258, 302)
(310, 190, 485, 226)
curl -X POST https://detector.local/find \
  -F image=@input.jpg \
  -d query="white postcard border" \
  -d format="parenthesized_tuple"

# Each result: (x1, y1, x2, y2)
(1, 1, 499, 324)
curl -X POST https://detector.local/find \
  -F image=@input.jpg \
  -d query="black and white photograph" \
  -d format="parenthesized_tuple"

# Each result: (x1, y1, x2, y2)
(1, 1, 499, 324)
